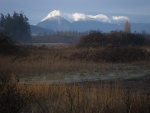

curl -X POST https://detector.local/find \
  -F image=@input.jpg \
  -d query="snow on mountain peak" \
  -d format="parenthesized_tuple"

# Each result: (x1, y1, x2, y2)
(88, 14, 110, 22)
(48, 10, 61, 17)
(41, 10, 61, 21)
(41, 10, 129, 23)
(72, 13, 87, 21)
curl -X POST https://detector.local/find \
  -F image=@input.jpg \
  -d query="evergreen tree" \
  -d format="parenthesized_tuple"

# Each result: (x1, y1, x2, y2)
(0, 12, 31, 42)
(0, 14, 5, 31)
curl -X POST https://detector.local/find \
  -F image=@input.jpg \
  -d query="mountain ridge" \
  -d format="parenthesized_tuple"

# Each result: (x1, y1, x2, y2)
(36, 10, 150, 33)
(40, 10, 129, 23)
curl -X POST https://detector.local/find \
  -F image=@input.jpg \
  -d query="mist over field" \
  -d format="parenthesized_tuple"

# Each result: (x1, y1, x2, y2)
(0, 0, 150, 113)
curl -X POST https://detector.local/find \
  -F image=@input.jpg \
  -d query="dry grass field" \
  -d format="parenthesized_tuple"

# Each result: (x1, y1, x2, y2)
(0, 44, 150, 113)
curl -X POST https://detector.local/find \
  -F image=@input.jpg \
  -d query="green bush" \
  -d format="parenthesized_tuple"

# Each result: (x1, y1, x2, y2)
(0, 32, 18, 55)
(77, 31, 106, 48)
(0, 84, 29, 113)
(0, 70, 34, 113)
(70, 46, 149, 63)
(77, 31, 150, 48)
(0, 32, 30, 57)
(100, 46, 149, 62)
(106, 31, 149, 46)
(73, 30, 150, 62)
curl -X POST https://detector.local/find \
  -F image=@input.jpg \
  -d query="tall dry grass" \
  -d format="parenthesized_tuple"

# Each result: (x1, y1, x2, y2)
(1, 45, 149, 76)
(1, 75, 150, 113)
(15, 82, 150, 113)
(0, 45, 150, 113)
(0, 46, 114, 78)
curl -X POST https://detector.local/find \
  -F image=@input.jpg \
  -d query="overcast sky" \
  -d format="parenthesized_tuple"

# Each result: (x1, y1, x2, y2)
(0, 0, 150, 24)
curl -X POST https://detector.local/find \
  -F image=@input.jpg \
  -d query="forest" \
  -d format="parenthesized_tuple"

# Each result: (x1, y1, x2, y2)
(0, 12, 31, 42)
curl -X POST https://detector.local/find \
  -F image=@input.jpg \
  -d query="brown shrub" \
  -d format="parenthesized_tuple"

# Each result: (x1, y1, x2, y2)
(69, 46, 149, 63)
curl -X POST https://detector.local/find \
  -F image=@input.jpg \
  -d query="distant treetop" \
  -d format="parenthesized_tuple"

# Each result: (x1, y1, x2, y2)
(0, 12, 31, 42)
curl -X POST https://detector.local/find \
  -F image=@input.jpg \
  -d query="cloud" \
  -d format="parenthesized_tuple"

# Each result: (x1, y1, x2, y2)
(66, 13, 110, 22)
(88, 14, 110, 22)
(112, 16, 129, 21)
(71, 13, 87, 21)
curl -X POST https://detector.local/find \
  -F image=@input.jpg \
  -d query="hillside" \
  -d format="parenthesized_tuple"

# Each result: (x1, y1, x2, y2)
(30, 25, 54, 36)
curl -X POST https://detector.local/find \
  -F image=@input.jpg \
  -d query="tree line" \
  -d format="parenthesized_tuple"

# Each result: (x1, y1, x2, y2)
(77, 30, 150, 48)
(0, 12, 31, 42)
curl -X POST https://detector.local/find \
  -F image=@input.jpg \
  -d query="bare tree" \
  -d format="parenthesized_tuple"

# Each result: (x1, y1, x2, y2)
(124, 21, 131, 33)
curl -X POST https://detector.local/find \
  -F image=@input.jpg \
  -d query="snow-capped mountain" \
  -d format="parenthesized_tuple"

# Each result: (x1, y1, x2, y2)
(40, 10, 128, 23)
(36, 10, 150, 32)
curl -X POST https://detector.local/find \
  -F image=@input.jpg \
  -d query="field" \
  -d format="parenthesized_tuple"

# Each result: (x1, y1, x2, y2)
(0, 43, 150, 113)
(1, 31, 150, 113)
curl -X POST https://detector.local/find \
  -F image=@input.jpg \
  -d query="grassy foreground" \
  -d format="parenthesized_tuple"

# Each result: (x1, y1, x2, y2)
(0, 80, 150, 113)
(0, 45, 150, 113)
(0, 31, 150, 113)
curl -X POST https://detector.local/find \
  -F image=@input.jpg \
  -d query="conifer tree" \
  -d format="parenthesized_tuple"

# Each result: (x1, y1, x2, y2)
(0, 12, 31, 42)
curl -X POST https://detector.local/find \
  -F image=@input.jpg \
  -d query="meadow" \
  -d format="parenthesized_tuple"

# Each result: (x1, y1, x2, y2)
(0, 31, 150, 113)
